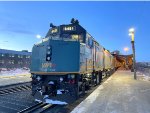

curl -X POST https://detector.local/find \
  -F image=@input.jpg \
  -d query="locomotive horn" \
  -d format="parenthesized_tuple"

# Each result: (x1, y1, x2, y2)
(71, 18, 79, 24)
(50, 23, 56, 28)
(71, 18, 75, 24)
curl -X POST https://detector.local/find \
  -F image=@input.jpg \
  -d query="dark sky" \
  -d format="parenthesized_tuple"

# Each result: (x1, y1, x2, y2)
(0, 1, 149, 62)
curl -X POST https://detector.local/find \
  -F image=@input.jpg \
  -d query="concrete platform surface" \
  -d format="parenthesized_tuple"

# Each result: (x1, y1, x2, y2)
(0, 74, 31, 87)
(71, 71, 150, 113)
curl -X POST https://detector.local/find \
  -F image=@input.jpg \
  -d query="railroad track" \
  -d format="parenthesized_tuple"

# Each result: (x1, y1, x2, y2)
(0, 82, 31, 96)
(18, 102, 56, 113)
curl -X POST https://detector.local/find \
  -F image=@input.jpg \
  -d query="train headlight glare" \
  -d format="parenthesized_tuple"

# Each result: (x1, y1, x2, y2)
(60, 77, 63, 82)
(87, 73, 90, 76)
(71, 74, 75, 79)
(37, 76, 41, 81)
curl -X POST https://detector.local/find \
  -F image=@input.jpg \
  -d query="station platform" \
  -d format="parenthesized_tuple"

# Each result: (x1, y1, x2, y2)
(0, 74, 31, 87)
(71, 71, 150, 113)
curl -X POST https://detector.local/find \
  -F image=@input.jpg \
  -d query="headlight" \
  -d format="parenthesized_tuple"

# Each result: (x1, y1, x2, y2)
(36, 76, 41, 81)
(47, 46, 51, 49)
(47, 57, 50, 60)
(71, 74, 75, 79)
(60, 77, 63, 82)
(47, 51, 51, 54)
(48, 81, 54, 85)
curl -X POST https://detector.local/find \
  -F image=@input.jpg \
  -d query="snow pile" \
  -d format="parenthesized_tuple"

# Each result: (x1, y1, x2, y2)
(137, 71, 150, 81)
(35, 98, 68, 105)
(0, 68, 30, 76)
(45, 99, 67, 105)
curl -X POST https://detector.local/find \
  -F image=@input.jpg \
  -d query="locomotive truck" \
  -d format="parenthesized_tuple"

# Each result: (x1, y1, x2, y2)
(30, 19, 120, 104)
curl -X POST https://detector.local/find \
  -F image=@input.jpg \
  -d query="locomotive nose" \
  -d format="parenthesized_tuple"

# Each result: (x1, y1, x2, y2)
(46, 40, 80, 73)
(30, 40, 80, 73)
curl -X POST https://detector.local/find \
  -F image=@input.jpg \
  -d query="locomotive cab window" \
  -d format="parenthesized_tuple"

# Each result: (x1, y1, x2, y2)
(61, 33, 84, 42)
(71, 34, 84, 43)
(86, 33, 93, 47)
(86, 37, 93, 48)
(71, 35, 79, 40)
(89, 38, 93, 47)
(51, 28, 58, 34)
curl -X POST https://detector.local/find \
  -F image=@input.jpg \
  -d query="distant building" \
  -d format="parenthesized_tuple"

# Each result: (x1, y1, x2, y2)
(136, 62, 150, 68)
(112, 54, 133, 70)
(111, 50, 120, 55)
(0, 49, 31, 69)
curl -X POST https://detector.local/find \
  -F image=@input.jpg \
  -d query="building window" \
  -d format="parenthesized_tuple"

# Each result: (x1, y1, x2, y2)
(18, 61, 23, 64)
(18, 55, 23, 58)
(9, 60, 14, 64)
(0, 60, 4, 64)
(9, 54, 14, 57)
(11, 60, 14, 64)
(0, 54, 5, 57)
(26, 56, 30, 58)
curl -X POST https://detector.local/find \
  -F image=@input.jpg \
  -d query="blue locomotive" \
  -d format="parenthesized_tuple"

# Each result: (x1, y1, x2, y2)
(30, 19, 119, 104)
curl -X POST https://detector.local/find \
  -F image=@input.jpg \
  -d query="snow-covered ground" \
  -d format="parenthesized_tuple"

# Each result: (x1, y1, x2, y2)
(136, 67, 150, 81)
(137, 71, 150, 81)
(0, 68, 30, 76)
(71, 71, 150, 113)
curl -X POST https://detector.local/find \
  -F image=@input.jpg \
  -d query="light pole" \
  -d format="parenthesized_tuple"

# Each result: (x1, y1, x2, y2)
(129, 28, 136, 79)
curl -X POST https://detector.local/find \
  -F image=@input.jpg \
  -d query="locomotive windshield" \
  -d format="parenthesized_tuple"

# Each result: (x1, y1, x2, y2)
(61, 34, 84, 43)
(45, 26, 84, 43)
(45, 22, 86, 43)
(51, 28, 58, 34)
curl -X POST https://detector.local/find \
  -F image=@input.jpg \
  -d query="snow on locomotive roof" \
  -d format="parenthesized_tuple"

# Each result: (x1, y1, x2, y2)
(0, 49, 31, 55)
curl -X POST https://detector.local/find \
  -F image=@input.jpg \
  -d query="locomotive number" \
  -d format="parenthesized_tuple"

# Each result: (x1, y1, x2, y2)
(42, 63, 56, 68)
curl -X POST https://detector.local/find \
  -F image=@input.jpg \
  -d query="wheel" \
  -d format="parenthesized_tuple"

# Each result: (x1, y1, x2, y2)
(96, 74, 100, 85)
(75, 86, 79, 99)
(99, 72, 102, 83)
(74, 74, 79, 99)
(82, 83, 85, 94)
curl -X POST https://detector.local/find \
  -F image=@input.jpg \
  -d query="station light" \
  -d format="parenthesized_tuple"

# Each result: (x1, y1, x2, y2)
(36, 34, 41, 39)
(128, 27, 136, 79)
(129, 28, 135, 33)
(124, 47, 129, 52)
(129, 28, 135, 41)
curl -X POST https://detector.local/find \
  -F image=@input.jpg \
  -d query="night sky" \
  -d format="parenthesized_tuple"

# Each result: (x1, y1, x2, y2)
(0, 1, 150, 62)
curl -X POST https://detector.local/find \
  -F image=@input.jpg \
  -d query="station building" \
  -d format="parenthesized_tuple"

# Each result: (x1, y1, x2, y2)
(0, 49, 31, 69)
